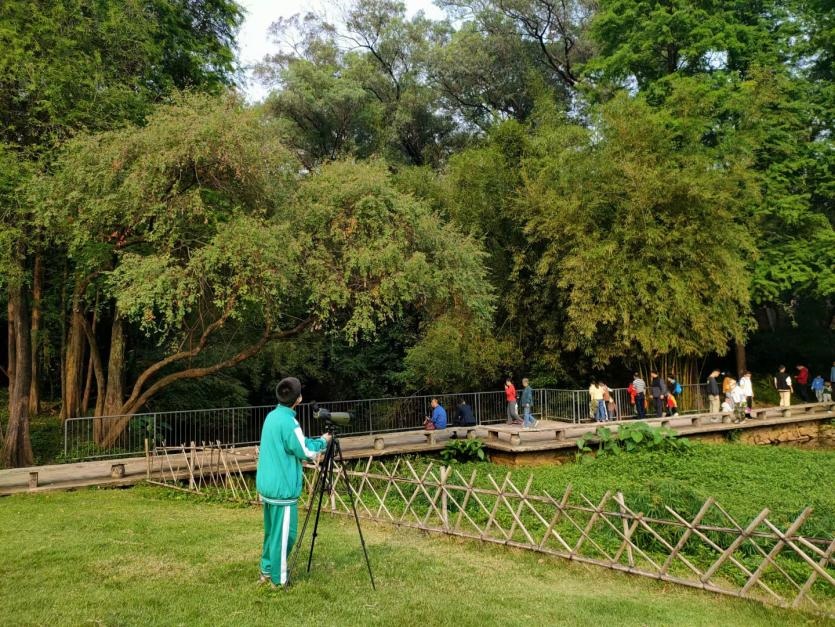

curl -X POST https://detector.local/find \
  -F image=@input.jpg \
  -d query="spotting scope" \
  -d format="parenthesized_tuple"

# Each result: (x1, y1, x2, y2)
(311, 402, 353, 428)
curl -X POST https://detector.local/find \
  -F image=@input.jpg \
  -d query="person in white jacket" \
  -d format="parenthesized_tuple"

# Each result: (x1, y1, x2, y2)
(729, 379, 747, 423)
(738, 371, 754, 417)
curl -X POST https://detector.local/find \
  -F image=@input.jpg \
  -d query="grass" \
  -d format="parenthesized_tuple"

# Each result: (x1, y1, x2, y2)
(438, 442, 835, 538)
(0, 487, 831, 626)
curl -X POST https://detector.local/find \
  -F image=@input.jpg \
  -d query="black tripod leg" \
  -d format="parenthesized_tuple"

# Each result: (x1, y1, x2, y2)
(334, 438, 376, 590)
(306, 438, 335, 573)
(289, 440, 331, 582)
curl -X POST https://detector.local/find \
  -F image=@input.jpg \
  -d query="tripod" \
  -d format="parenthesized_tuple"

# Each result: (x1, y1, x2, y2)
(290, 427, 376, 589)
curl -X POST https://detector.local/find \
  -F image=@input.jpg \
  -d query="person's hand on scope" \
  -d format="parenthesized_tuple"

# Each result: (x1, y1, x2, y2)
(321, 432, 332, 445)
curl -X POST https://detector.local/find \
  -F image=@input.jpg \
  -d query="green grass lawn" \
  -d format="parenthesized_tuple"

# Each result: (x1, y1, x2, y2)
(0, 486, 830, 626)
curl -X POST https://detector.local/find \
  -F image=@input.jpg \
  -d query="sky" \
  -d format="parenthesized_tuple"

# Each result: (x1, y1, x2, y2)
(236, 0, 446, 101)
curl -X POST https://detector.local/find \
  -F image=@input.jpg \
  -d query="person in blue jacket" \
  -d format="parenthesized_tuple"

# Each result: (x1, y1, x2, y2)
(423, 398, 447, 430)
(256, 377, 330, 588)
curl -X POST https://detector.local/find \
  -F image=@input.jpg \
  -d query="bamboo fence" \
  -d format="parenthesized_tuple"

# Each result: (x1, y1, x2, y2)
(146, 446, 835, 617)
(301, 458, 835, 616)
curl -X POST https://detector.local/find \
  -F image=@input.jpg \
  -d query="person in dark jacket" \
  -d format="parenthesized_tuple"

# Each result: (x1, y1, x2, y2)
(649, 371, 667, 417)
(707, 369, 721, 414)
(520, 378, 536, 428)
(455, 399, 476, 427)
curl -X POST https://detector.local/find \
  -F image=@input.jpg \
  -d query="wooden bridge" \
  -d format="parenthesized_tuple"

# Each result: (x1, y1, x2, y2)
(1, 401, 832, 496)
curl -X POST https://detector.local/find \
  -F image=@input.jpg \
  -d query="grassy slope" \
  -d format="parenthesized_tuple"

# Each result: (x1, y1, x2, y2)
(0, 487, 829, 626)
(450, 442, 835, 537)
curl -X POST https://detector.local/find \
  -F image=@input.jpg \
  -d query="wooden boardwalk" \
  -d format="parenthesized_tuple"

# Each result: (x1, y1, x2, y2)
(1, 401, 832, 496)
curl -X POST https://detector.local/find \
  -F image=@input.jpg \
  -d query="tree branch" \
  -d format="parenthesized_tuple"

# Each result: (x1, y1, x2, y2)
(121, 327, 271, 416)
(121, 296, 237, 412)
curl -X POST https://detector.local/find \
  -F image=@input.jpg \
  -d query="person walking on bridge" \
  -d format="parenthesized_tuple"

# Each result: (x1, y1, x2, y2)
(707, 370, 721, 414)
(520, 378, 536, 428)
(774, 366, 793, 408)
(505, 378, 522, 425)
(631, 372, 646, 419)
(795, 365, 810, 402)
(650, 371, 667, 418)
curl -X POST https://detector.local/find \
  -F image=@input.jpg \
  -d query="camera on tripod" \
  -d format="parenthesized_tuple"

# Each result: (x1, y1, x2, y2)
(311, 402, 353, 429)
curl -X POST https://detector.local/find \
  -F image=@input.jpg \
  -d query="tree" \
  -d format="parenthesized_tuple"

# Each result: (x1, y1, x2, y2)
(259, 2, 459, 167)
(518, 95, 756, 368)
(584, 0, 835, 370)
(441, 0, 595, 90)
(0, 0, 244, 466)
(43, 94, 494, 446)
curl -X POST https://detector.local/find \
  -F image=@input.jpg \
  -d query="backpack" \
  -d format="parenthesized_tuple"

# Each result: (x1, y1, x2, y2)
(674, 382, 682, 395)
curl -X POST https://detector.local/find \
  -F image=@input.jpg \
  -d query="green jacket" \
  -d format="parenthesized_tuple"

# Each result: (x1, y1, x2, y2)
(256, 404, 327, 503)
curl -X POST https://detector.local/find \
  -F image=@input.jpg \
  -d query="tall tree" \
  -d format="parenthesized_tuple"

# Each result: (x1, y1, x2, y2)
(42, 94, 494, 445)
(0, 0, 244, 466)
(518, 95, 756, 368)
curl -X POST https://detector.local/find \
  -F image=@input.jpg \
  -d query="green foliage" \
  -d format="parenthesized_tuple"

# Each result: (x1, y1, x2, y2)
(576, 422, 692, 459)
(439, 438, 487, 464)
(519, 95, 755, 365)
(38, 94, 495, 408)
(0, 0, 242, 150)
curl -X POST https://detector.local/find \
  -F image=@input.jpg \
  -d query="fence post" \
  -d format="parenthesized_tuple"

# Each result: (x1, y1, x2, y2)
(440, 466, 449, 531)
(63, 419, 69, 458)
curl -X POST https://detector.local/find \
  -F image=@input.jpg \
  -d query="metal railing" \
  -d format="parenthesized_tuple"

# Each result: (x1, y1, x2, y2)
(63, 384, 710, 461)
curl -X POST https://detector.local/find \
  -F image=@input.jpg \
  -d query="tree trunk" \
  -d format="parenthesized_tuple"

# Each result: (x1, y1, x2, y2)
(59, 263, 68, 420)
(80, 314, 106, 419)
(94, 310, 126, 446)
(735, 339, 747, 377)
(3, 283, 34, 468)
(7, 299, 15, 418)
(28, 254, 42, 416)
(81, 294, 99, 415)
(62, 285, 87, 421)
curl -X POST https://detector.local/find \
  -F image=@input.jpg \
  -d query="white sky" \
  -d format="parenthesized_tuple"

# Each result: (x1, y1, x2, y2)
(236, 0, 446, 101)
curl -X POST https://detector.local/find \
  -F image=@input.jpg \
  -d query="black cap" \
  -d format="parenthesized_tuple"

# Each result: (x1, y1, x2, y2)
(276, 377, 302, 406)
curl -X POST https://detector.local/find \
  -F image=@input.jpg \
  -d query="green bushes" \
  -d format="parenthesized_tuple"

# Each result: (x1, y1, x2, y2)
(439, 438, 487, 464)
(576, 422, 692, 459)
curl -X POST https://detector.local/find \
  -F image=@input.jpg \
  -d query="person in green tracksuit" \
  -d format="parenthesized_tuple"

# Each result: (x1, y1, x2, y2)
(256, 377, 330, 587)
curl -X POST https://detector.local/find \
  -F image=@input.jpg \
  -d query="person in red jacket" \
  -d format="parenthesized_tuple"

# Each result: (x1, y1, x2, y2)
(795, 364, 810, 402)
(504, 378, 522, 425)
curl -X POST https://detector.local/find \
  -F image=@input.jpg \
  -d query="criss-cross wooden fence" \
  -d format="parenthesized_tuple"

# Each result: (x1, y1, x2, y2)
(301, 458, 835, 617)
(144, 445, 835, 617)
(147, 442, 254, 501)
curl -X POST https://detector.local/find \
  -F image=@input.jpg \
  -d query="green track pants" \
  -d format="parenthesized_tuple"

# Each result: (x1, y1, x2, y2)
(260, 499, 298, 586)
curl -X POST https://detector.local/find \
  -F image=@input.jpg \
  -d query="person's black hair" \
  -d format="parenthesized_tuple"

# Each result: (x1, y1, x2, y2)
(276, 377, 302, 406)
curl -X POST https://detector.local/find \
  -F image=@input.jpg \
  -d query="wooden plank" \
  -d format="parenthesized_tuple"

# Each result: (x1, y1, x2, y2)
(616, 492, 634, 568)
